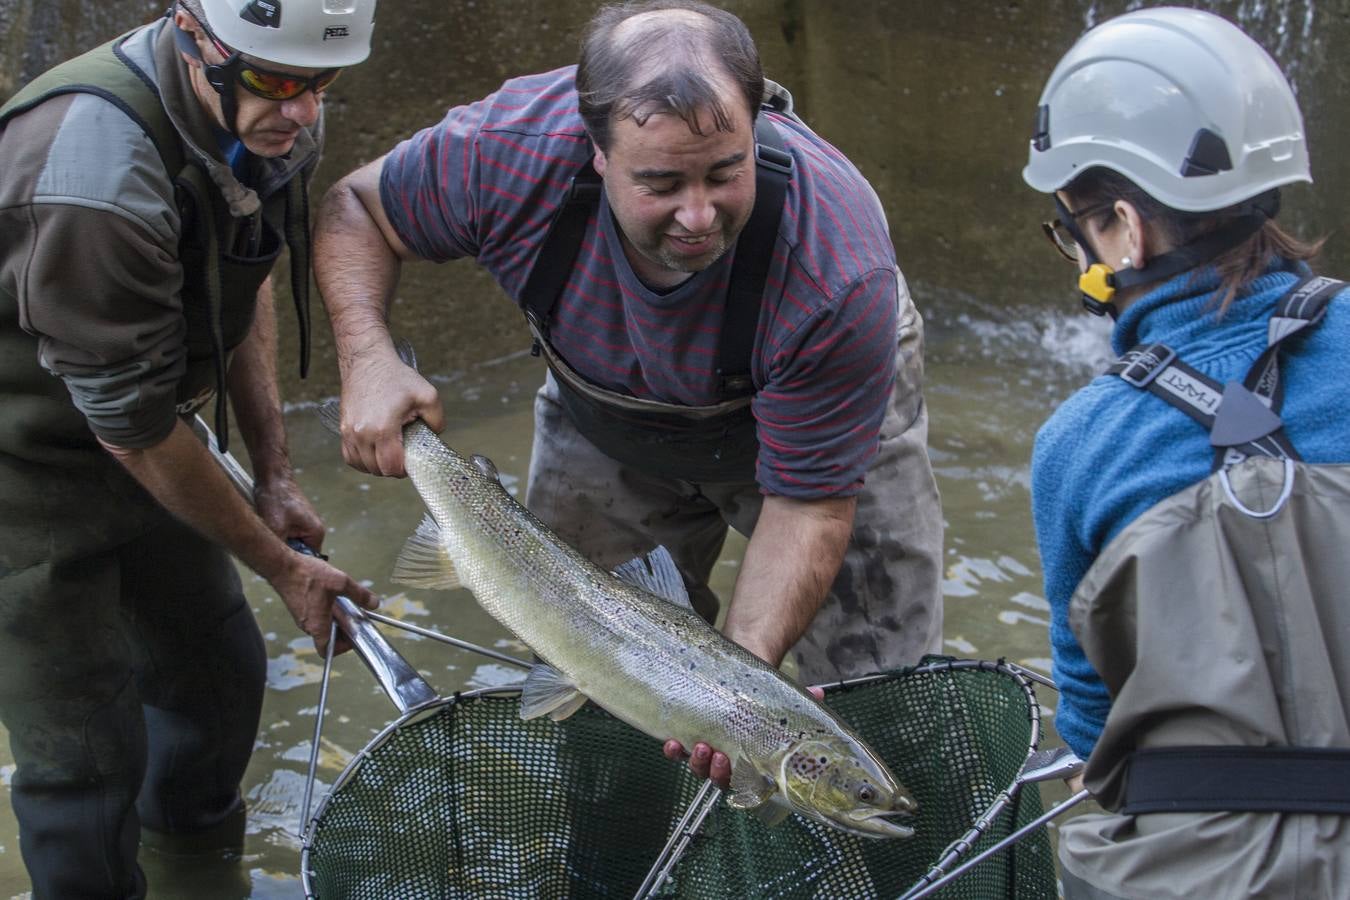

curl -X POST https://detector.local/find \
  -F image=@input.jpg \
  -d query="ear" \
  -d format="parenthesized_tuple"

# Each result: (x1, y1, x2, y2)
(592, 147, 608, 178)
(173, 10, 205, 68)
(1114, 200, 1151, 269)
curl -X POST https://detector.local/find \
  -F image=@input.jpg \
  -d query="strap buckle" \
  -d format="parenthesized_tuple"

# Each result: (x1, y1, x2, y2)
(1119, 343, 1176, 387)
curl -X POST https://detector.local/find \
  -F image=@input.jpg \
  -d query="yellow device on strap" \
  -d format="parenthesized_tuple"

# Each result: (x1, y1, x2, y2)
(1079, 263, 1117, 304)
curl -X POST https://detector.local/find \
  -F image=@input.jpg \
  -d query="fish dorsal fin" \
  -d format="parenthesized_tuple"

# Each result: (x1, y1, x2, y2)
(471, 454, 500, 481)
(394, 337, 418, 370)
(726, 756, 778, 812)
(520, 663, 588, 722)
(612, 546, 693, 609)
(391, 515, 462, 590)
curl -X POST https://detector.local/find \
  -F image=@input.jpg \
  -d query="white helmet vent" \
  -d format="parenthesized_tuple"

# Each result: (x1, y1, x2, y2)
(239, 1, 280, 29)
(1180, 129, 1232, 178)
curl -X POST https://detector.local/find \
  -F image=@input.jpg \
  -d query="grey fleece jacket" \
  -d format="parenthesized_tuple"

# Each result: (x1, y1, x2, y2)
(0, 16, 323, 452)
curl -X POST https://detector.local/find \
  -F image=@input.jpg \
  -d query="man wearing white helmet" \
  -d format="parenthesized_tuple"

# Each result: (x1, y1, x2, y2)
(1024, 7, 1350, 898)
(0, 1, 377, 895)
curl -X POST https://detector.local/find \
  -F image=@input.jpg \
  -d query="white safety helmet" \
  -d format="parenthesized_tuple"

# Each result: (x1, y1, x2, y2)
(1022, 7, 1310, 213)
(197, 0, 376, 69)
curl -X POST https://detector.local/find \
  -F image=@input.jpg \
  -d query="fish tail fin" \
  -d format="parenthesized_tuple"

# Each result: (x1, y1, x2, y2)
(394, 337, 418, 371)
(392, 515, 463, 590)
(316, 399, 342, 436)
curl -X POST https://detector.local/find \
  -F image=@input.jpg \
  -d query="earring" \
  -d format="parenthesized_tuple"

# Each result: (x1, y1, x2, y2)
(1120, 257, 1133, 268)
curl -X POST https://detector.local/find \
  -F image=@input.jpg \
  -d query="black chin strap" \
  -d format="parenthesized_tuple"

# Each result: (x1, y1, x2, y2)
(1057, 191, 1279, 318)
(171, 13, 241, 137)
(1108, 212, 1269, 295)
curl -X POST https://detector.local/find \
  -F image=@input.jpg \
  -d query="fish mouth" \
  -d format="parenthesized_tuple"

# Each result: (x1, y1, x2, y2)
(844, 797, 918, 839)
(848, 809, 915, 839)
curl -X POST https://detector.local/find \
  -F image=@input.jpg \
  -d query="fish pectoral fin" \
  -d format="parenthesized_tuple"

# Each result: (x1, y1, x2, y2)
(519, 663, 588, 722)
(747, 797, 794, 828)
(612, 546, 694, 610)
(726, 758, 777, 811)
(391, 515, 462, 590)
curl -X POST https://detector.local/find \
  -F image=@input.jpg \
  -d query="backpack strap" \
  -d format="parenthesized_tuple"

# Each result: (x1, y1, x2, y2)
(521, 110, 792, 401)
(1106, 275, 1343, 471)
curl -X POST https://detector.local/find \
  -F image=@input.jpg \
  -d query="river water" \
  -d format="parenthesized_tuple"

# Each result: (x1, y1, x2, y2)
(1, 0, 1346, 896)
(0, 302, 1109, 898)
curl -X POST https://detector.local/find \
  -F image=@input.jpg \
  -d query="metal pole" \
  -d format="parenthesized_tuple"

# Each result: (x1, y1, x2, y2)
(192, 414, 437, 713)
(299, 618, 340, 838)
(364, 610, 531, 670)
(900, 790, 1091, 900)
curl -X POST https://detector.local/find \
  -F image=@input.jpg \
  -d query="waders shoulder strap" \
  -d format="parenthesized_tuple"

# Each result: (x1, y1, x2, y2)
(521, 112, 792, 401)
(0, 31, 184, 177)
(1106, 275, 1343, 470)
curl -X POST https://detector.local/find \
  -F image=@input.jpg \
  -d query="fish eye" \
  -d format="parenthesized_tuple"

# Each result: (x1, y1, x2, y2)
(856, 784, 876, 803)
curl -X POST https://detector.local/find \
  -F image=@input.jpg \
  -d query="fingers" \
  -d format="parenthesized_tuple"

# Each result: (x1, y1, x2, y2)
(673, 742, 731, 789)
(342, 574, 379, 611)
(342, 418, 405, 478)
(418, 397, 447, 434)
(329, 631, 355, 657)
(707, 750, 731, 788)
(275, 554, 380, 655)
(808, 685, 825, 700)
(260, 488, 326, 549)
(340, 357, 444, 478)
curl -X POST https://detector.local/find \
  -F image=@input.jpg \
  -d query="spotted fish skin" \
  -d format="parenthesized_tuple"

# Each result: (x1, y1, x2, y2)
(382, 412, 916, 839)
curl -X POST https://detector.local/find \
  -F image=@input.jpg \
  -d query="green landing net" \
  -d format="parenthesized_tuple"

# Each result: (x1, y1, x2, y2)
(302, 657, 1057, 899)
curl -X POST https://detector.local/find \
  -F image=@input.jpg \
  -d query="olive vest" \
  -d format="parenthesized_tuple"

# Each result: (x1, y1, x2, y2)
(0, 29, 310, 567)
(1060, 277, 1350, 897)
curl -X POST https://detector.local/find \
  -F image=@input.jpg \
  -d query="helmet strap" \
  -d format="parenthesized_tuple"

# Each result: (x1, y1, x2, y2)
(172, 14, 243, 138)
(1055, 195, 1274, 318)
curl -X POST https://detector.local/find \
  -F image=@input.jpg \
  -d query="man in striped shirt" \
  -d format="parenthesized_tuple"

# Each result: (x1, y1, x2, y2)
(314, 0, 942, 786)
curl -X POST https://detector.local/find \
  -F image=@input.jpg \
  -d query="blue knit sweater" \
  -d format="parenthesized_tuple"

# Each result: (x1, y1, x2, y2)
(1031, 260, 1350, 759)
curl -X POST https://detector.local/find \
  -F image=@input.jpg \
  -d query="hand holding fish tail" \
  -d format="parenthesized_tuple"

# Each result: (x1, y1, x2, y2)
(663, 686, 825, 788)
(336, 340, 445, 477)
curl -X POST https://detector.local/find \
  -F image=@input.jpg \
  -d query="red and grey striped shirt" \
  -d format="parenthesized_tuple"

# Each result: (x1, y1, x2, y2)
(380, 66, 901, 499)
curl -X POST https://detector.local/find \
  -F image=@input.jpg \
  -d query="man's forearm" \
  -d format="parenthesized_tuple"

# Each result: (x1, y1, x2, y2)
(227, 277, 290, 484)
(100, 419, 290, 580)
(723, 494, 857, 668)
(312, 158, 407, 372)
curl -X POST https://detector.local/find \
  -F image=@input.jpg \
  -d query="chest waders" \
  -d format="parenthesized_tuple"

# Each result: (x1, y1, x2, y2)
(520, 100, 792, 484)
(1070, 276, 1350, 820)
(0, 29, 313, 457)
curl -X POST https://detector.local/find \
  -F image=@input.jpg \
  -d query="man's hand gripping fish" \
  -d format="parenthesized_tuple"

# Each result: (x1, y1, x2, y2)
(321, 344, 917, 839)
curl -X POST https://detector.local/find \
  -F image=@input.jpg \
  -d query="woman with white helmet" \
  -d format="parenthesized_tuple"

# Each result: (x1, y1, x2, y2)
(1024, 7, 1350, 898)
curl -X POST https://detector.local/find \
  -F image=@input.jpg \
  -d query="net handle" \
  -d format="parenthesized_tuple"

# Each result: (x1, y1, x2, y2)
(897, 664, 1087, 899)
(898, 788, 1091, 900)
(191, 414, 439, 713)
